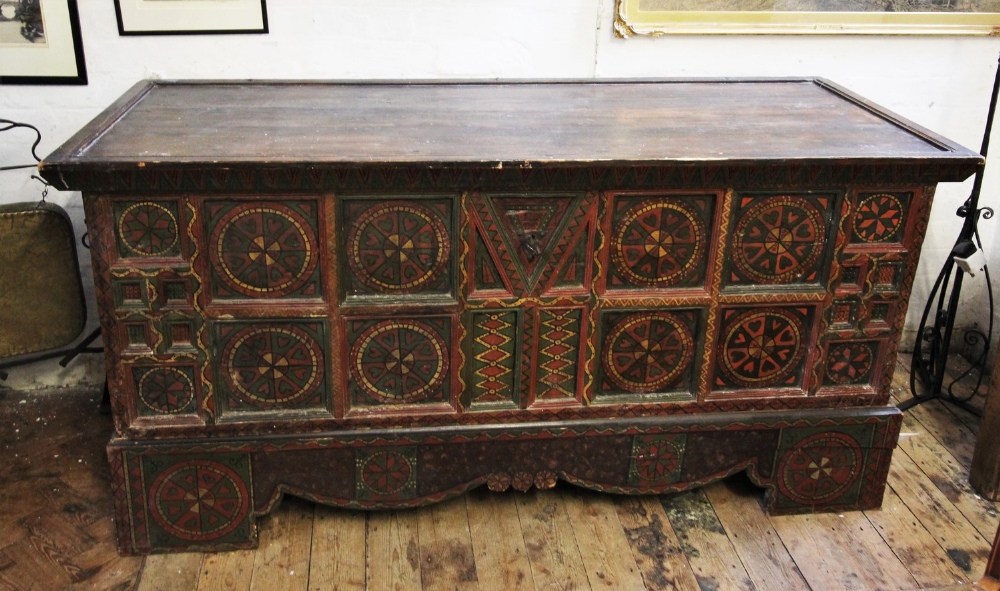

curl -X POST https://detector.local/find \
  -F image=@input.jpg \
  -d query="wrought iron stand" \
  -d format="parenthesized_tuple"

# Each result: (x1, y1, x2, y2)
(903, 58, 998, 417)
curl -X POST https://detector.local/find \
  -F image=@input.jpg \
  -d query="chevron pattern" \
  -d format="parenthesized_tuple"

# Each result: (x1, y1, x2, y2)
(536, 308, 582, 400)
(470, 311, 518, 406)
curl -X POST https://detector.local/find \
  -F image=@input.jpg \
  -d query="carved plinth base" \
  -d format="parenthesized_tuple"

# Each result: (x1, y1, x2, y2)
(108, 405, 901, 555)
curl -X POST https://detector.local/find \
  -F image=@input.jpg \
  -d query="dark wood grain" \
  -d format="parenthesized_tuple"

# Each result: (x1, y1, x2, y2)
(41, 79, 980, 169)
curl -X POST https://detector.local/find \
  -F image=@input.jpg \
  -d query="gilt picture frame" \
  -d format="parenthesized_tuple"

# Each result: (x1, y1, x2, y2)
(114, 0, 268, 36)
(614, 0, 1000, 37)
(0, 0, 87, 85)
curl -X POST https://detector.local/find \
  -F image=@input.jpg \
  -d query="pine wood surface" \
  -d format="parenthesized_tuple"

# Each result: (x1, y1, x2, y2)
(1, 355, 997, 591)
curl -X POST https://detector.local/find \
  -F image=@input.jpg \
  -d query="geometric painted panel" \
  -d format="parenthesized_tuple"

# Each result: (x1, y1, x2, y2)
(608, 195, 713, 290)
(114, 200, 182, 259)
(598, 308, 700, 398)
(873, 262, 902, 292)
(347, 316, 451, 408)
(535, 307, 583, 401)
(472, 230, 511, 295)
(486, 194, 577, 291)
(775, 427, 868, 509)
(342, 198, 453, 298)
(467, 310, 520, 408)
(141, 454, 253, 548)
(823, 340, 879, 387)
(726, 194, 834, 286)
(851, 192, 910, 244)
(628, 434, 686, 486)
(715, 306, 813, 390)
(355, 447, 418, 502)
(133, 365, 197, 417)
(206, 200, 321, 299)
(215, 320, 328, 414)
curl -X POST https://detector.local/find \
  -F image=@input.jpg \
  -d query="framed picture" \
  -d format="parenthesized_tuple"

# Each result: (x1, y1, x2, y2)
(0, 0, 87, 85)
(614, 0, 1000, 36)
(114, 0, 268, 36)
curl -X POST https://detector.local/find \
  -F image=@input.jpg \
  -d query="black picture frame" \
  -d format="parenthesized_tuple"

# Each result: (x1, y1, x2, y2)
(0, 0, 87, 85)
(113, 0, 268, 36)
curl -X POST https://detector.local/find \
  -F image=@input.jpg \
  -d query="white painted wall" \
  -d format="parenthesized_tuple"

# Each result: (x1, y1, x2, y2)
(1, 0, 998, 388)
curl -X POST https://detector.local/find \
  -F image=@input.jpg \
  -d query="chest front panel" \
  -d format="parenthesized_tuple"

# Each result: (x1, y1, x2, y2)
(90, 182, 927, 438)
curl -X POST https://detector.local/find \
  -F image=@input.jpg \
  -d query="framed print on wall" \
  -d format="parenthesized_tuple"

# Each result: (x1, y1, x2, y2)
(0, 0, 87, 85)
(614, 0, 1000, 37)
(114, 0, 268, 36)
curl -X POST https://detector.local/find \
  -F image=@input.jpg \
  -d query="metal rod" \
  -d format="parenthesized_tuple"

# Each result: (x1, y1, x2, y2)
(904, 54, 1000, 416)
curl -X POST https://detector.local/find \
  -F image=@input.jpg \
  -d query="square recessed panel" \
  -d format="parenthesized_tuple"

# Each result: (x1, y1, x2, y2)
(606, 194, 714, 291)
(113, 278, 149, 310)
(773, 425, 874, 510)
(628, 434, 687, 486)
(822, 340, 881, 388)
(713, 305, 815, 391)
(345, 315, 452, 409)
(213, 320, 329, 417)
(829, 299, 859, 330)
(850, 192, 911, 245)
(596, 308, 702, 400)
(873, 261, 903, 292)
(355, 447, 418, 502)
(131, 364, 198, 417)
(113, 200, 183, 260)
(340, 197, 454, 299)
(139, 453, 253, 549)
(724, 193, 837, 288)
(205, 200, 322, 300)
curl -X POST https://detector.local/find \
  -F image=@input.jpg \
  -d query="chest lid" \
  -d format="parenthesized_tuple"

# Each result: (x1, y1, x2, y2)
(39, 78, 982, 191)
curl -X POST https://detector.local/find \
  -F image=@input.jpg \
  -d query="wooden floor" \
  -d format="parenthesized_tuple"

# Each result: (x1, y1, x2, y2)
(0, 354, 997, 591)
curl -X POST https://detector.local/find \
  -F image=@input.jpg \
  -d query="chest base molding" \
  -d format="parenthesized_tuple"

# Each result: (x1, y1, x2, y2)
(108, 405, 901, 555)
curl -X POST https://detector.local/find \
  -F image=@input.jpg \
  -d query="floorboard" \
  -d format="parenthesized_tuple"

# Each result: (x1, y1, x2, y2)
(705, 478, 810, 591)
(1, 357, 998, 591)
(515, 489, 590, 591)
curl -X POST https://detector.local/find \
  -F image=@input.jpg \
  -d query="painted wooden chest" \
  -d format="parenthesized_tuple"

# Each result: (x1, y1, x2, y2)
(40, 79, 982, 554)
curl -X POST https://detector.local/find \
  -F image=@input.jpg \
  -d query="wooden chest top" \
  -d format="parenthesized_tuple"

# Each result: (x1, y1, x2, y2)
(41, 79, 981, 187)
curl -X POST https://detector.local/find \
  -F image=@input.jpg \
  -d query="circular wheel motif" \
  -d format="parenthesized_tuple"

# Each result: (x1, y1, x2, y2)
(733, 196, 825, 283)
(854, 194, 904, 243)
(777, 432, 863, 505)
(633, 439, 682, 481)
(149, 460, 249, 541)
(118, 202, 179, 256)
(137, 368, 194, 414)
(603, 312, 695, 392)
(825, 342, 875, 385)
(360, 451, 413, 495)
(221, 325, 323, 407)
(720, 309, 805, 386)
(211, 205, 317, 298)
(611, 201, 706, 287)
(348, 202, 450, 293)
(350, 320, 448, 404)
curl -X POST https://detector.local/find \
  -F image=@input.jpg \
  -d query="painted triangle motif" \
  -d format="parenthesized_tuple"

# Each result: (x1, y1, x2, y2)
(543, 220, 590, 294)
(474, 229, 512, 295)
(487, 195, 576, 290)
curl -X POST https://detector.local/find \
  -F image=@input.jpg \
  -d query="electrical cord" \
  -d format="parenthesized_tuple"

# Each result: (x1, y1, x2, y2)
(0, 117, 42, 171)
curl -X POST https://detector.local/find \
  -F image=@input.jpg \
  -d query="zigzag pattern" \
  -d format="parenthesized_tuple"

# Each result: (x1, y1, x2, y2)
(536, 309, 581, 400)
(471, 312, 516, 404)
(471, 197, 524, 294)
